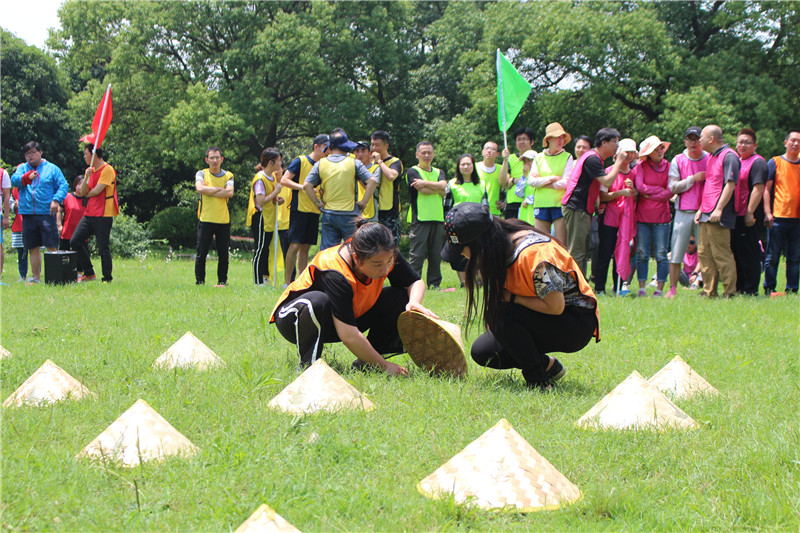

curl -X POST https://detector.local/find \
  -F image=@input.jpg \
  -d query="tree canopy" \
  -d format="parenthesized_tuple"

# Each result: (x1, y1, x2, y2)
(2, 1, 796, 226)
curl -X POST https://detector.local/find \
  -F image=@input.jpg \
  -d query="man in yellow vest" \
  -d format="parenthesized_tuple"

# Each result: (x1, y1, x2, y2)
(371, 130, 404, 244)
(279, 134, 329, 288)
(194, 146, 234, 286)
(303, 132, 377, 250)
(354, 140, 380, 221)
(407, 140, 447, 289)
(477, 140, 504, 216)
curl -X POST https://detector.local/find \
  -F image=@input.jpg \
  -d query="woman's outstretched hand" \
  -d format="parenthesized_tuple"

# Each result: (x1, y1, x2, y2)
(406, 302, 439, 319)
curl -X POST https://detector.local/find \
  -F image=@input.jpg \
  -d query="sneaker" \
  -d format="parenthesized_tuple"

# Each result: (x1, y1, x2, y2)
(638, 289, 647, 297)
(547, 357, 566, 382)
(25, 278, 41, 285)
(688, 282, 699, 290)
(665, 287, 677, 299)
(77, 274, 97, 283)
(653, 290, 664, 297)
(770, 291, 786, 298)
(18, 277, 25, 283)
(428, 284, 440, 290)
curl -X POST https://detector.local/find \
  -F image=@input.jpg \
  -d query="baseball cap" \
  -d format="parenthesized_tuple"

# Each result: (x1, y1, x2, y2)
(330, 132, 358, 152)
(684, 126, 701, 138)
(440, 203, 493, 264)
(313, 134, 330, 151)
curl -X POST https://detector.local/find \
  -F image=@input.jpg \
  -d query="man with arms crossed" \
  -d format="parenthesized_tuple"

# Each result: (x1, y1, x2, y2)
(370, 130, 404, 245)
(195, 147, 234, 286)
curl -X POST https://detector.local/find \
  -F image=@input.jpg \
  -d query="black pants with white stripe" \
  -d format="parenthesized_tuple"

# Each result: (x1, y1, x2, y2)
(250, 210, 274, 285)
(274, 287, 408, 367)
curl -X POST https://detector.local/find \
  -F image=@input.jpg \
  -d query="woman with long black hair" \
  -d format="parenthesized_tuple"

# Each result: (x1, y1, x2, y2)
(271, 219, 436, 376)
(441, 203, 599, 390)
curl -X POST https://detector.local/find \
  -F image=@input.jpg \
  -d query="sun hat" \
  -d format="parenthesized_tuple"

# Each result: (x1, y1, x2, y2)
(542, 122, 572, 147)
(440, 202, 493, 264)
(638, 135, 671, 159)
(617, 138, 638, 155)
(520, 149, 537, 161)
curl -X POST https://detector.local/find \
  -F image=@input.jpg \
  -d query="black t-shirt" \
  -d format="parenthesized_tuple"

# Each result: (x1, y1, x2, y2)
(294, 248, 420, 326)
(744, 157, 769, 221)
(564, 153, 606, 212)
(407, 166, 446, 221)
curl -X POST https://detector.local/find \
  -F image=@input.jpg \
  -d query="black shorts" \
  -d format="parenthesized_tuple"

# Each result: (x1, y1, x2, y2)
(287, 210, 320, 245)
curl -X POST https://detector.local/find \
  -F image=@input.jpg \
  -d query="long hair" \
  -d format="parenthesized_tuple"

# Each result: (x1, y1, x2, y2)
(454, 154, 479, 186)
(350, 218, 396, 261)
(464, 217, 556, 333)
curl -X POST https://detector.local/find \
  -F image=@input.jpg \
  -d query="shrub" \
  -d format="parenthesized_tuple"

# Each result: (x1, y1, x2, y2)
(110, 210, 150, 258)
(149, 206, 197, 248)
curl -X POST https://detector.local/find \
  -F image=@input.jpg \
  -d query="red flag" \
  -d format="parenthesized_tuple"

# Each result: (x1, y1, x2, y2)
(614, 195, 637, 283)
(80, 85, 113, 148)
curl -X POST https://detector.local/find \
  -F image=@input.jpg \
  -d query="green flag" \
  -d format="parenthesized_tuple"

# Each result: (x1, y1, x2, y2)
(496, 49, 532, 133)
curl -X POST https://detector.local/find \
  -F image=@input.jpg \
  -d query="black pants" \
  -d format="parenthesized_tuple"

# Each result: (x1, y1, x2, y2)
(60, 237, 90, 273)
(594, 214, 619, 293)
(471, 302, 597, 383)
(731, 215, 763, 295)
(274, 286, 408, 367)
(71, 216, 113, 281)
(250, 211, 274, 285)
(504, 203, 521, 220)
(195, 221, 230, 285)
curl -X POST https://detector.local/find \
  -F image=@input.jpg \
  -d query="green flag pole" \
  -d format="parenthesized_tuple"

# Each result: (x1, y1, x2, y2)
(496, 50, 508, 152)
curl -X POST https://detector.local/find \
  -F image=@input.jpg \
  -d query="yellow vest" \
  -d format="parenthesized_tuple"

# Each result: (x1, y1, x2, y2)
(246, 171, 277, 231)
(197, 169, 233, 223)
(318, 156, 359, 212)
(277, 183, 291, 231)
(358, 163, 380, 219)
(378, 156, 403, 211)
(296, 156, 321, 214)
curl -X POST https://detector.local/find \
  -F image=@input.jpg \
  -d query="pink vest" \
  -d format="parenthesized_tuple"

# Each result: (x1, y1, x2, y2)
(635, 159, 671, 224)
(562, 150, 602, 215)
(673, 152, 707, 211)
(701, 146, 737, 214)
(734, 154, 765, 216)
(603, 168, 631, 228)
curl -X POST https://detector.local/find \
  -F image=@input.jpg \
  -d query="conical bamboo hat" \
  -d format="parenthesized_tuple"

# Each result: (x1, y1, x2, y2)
(397, 311, 467, 377)
(648, 356, 719, 399)
(153, 331, 225, 370)
(234, 504, 301, 533)
(3, 359, 95, 407)
(77, 399, 199, 467)
(0, 345, 11, 360)
(418, 419, 582, 512)
(267, 359, 374, 415)
(576, 371, 698, 430)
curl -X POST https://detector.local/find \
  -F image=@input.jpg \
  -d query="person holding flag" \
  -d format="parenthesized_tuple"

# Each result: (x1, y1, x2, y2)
(246, 148, 284, 285)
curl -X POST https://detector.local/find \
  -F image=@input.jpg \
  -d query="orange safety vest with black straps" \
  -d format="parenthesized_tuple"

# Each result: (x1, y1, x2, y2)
(85, 163, 119, 217)
(504, 232, 600, 341)
(270, 243, 394, 322)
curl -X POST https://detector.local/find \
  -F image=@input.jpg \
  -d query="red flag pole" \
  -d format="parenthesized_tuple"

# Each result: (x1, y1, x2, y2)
(89, 84, 112, 169)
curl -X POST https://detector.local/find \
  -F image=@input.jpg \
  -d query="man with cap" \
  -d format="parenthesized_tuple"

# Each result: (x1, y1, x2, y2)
(762, 128, 800, 295)
(406, 140, 447, 289)
(10, 141, 69, 284)
(696, 125, 739, 297)
(304, 131, 378, 250)
(665, 126, 708, 298)
(732, 128, 768, 295)
(353, 140, 380, 221)
(280, 134, 330, 287)
(560, 128, 629, 277)
(370, 130, 404, 244)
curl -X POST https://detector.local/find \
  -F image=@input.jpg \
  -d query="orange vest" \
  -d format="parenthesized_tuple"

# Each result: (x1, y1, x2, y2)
(504, 233, 600, 340)
(270, 243, 393, 322)
(85, 163, 119, 217)
(771, 156, 800, 219)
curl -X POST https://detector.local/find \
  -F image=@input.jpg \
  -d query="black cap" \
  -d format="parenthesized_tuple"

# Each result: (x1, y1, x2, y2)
(684, 126, 701, 139)
(441, 203, 493, 264)
(354, 140, 371, 150)
(313, 134, 330, 150)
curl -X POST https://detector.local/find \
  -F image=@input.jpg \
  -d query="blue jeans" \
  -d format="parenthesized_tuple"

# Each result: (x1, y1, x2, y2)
(637, 222, 670, 282)
(320, 212, 357, 250)
(764, 218, 800, 292)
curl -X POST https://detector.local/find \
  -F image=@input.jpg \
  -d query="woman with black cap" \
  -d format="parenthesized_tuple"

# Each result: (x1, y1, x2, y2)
(441, 202, 599, 390)
(270, 219, 436, 376)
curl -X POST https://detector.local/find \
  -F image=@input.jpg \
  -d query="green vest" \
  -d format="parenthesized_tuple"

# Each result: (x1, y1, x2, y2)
(476, 163, 502, 215)
(532, 151, 571, 208)
(506, 154, 529, 204)
(448, 178, 486, 205)
(409, 165, 444, 223)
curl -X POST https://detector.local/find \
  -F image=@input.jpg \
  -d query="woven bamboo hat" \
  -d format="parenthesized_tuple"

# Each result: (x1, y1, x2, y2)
(397, 311, 467, 378)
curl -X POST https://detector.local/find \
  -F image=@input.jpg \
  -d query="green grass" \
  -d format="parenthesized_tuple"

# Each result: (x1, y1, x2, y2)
(1, 254, 799, 531)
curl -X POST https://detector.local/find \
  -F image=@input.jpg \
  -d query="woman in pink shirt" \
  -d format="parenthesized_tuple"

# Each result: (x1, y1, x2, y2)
(634, 136, 672, 297)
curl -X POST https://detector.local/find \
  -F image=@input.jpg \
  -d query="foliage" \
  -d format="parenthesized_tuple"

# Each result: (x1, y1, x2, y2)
(109, 210, 150, 258)
(1, 258, 798, 530)
(148, 207, 197, 248)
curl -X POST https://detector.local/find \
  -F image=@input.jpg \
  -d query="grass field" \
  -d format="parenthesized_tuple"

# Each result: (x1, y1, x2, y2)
(1, 253, 799, 531)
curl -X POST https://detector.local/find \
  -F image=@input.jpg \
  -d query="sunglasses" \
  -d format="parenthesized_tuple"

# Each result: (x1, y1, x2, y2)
(689, 240, 696, 245)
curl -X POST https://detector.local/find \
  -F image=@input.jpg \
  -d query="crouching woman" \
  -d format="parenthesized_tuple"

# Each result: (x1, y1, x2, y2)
(441, 203, 599, 390)
(270, 219, 436, 376)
